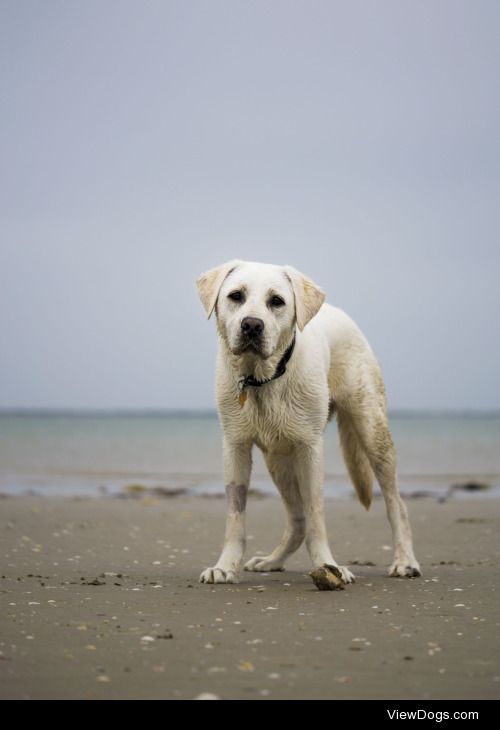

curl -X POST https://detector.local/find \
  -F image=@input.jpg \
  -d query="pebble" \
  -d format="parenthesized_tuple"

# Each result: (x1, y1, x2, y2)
(238, 661, 255, 672)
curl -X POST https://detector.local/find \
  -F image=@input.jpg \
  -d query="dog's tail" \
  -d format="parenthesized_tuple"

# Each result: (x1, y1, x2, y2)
(337, 411, 374, 510)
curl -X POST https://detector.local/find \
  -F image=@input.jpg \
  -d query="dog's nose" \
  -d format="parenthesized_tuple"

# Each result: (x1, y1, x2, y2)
(241, 317, 264, 337)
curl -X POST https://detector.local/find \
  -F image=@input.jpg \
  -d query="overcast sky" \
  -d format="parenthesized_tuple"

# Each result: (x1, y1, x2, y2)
(1, 1, 499, 411)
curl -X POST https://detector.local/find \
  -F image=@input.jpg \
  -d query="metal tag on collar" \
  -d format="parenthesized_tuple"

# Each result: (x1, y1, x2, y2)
(237, 377, 248, 407)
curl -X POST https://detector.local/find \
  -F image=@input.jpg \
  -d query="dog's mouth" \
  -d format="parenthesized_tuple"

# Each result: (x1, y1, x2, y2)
(236, 343, 264, 356)
(233, 336, 268, 358)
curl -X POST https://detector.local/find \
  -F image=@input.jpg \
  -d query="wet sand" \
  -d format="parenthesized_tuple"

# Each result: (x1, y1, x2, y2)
(1, 495, 499, 700)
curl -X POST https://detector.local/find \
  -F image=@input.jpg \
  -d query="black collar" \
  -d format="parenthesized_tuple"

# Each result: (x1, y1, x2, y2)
(238, 332, 296, 393)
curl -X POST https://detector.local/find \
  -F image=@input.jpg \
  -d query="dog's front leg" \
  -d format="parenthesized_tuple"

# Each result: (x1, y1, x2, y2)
(200, 440, 251, 584)
(295, 441, 355, 584)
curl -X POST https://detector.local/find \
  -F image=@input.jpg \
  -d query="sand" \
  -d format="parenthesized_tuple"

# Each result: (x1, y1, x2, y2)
(1, 494, 499, 700)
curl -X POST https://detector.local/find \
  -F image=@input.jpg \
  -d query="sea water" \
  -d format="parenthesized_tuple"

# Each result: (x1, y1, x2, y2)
(0, 411, 499, 498)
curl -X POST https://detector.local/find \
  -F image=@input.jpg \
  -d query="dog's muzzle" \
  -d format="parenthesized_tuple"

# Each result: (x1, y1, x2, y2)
(239, 317, 265, 352)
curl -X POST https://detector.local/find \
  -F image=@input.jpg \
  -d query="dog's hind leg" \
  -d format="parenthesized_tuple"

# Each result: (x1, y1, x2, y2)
(244, 452, 305, 572)
(342, 406, 421, 577)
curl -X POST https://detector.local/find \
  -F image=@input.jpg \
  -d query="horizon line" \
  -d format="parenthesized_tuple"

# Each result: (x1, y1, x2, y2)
(1, 407, 500, 418)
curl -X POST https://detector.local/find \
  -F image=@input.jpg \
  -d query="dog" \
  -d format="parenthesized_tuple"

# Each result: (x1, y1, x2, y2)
(196, 260, 421, 584)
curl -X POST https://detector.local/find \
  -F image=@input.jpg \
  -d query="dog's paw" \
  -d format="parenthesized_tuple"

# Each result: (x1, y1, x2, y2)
(389, 558, 422, 578)
(244, 556, 285, 572)
(337, 565, 356, 584)
(199, 567, 239, 584)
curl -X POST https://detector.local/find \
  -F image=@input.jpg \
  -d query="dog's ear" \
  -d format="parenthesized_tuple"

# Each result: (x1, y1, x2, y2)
(196, 260, 240, 318)
(284, 266, 326, 331)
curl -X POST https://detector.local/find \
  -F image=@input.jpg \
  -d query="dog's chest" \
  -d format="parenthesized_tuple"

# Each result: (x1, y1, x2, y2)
(240, 389, 303, 450)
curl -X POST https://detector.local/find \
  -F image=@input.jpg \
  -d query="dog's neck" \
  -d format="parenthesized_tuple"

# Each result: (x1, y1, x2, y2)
(219, 331, 297, 385)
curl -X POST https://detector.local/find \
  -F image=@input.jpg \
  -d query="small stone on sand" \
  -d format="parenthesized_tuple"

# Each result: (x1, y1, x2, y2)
(309, 564, 345, 591)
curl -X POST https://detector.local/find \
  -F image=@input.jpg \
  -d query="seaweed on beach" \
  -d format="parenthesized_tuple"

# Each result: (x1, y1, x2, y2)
(438, 481, 491, 503)
(119, 484, 189, 499)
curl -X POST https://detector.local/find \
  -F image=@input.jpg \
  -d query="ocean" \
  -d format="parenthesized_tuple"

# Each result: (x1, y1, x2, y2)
(0, 411, 499, 499)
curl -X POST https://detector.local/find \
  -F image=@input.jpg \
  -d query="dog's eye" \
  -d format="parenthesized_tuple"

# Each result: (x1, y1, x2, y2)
(228, 290, 244, 303)
(269, 295, 285, 307)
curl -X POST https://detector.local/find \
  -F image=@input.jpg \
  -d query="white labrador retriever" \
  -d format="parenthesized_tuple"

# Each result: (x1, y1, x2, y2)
(196, 260, 421, 584)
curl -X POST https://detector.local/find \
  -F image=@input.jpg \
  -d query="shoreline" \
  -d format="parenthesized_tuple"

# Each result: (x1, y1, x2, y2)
(1, 495, 499, 699)
(1, 475, 499, 501)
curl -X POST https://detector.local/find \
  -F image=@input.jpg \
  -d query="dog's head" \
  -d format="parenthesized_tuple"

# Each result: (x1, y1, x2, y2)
(196, 260, 325, 360)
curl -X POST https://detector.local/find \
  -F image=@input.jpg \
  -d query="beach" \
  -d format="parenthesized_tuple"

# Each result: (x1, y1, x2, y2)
(1, 493, 499, 700)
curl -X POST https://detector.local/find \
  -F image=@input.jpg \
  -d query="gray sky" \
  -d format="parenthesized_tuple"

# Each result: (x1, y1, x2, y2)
(1, 0, 499, 411)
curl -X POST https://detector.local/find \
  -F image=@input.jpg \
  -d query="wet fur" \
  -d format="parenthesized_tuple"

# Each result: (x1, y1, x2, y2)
(197, 260, 421, 584)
